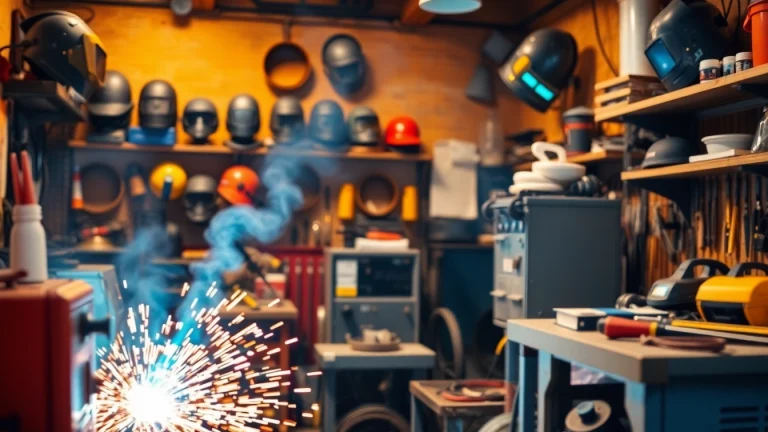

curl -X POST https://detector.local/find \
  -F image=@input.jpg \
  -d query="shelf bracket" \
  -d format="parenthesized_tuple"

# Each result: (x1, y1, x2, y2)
(627, 178, 693, 221)
(734, 83, 768, 100)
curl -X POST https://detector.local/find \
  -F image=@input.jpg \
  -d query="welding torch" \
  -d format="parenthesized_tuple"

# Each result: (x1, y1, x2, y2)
(233, 242, 282, 300)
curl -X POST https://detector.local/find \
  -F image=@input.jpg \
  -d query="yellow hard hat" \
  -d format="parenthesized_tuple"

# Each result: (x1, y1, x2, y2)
(149, 162, 188, 200)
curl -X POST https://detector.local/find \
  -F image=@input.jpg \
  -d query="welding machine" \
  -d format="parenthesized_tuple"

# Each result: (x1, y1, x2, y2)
(0, 279, 109, 431)
(324, 248, 419, 343)
(696, 262, 768, 325)
(49, 264, 121, 368)
(489, 195, 621, 327)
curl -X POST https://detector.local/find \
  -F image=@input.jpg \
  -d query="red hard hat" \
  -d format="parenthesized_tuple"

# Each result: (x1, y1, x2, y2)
(384, 116, 421, 148)
(218, 165, 259, 206)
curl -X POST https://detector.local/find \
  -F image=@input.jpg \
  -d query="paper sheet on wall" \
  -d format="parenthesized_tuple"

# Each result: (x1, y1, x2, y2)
(429, 139, 479, 220)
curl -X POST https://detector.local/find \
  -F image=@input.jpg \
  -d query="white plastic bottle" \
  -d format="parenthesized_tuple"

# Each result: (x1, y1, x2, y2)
(10, 204, 48, 283)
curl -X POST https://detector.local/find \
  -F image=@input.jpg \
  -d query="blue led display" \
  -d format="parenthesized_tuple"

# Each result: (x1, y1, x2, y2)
(521, 72, 538, 88)
(646, 39, 676, 79)
(534, 85, 555, 101)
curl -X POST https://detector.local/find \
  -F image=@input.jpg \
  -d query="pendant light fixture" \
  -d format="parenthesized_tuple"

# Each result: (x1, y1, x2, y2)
(419, 0, 482, 14)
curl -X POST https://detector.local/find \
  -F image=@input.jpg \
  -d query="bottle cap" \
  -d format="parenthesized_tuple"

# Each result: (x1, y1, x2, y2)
(723, 56, 736, 64)
(736, 52, 753, 61)
(700, 59, 720, 69)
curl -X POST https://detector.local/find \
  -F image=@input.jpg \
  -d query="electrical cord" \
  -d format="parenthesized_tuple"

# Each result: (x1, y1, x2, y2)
(591, 0, 618, 77)
(336, 404, 409, 432)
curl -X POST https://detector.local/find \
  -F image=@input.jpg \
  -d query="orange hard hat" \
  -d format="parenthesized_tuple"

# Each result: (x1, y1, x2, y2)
(384, 116, 421, 149)
(218, 165, 259, 206)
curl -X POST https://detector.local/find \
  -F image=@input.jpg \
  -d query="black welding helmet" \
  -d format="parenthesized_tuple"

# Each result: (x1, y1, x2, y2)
(184, 174, 218, 224)
(139, 80, 178, 129)
(270, 96, 305, 145)
(182, 98, 218, 143)
(88, 70, 132, 131)
(347, 106, 380, 145)
(646, 0, 728, 91)
(21, 11, 107, 99)
(641, 137, 698, 168)
(499, 28, 577, 112)
(322, 34, 366, 94)
(226, 94, 260, 146)
(308, 99, 347, 150)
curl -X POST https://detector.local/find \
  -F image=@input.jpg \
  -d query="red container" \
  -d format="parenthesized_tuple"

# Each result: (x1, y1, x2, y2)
(744, 0, 768, 66)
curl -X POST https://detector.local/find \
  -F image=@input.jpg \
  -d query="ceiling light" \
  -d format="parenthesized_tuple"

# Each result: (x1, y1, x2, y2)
(419, 0, 482, 14)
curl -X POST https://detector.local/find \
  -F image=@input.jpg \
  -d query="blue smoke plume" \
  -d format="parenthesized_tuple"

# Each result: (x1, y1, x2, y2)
(116, 225, 175, 335)
(177, 156, 305, 322)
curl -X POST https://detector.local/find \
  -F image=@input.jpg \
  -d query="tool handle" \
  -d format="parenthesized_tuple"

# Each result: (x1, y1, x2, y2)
(728, 206, 738, 255)
(597, 317, 652, 339)
(366, 231, 403, 241)
(20, 151, 36, 205)
(10, 153, 21, 204)
(728, 261, 768, 276)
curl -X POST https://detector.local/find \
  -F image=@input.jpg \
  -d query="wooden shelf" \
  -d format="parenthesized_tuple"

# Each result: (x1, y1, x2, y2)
(513, 149, 631, 171)
(68, 141, 432, 162)
(621, 153, 768, 181)
(595, 64, 768, 122)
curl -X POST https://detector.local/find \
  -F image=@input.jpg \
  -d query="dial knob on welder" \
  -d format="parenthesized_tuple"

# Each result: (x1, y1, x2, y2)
(342, 305, 353, 318)
(576, 401, 598, 424)
(79, 314, 112, 341)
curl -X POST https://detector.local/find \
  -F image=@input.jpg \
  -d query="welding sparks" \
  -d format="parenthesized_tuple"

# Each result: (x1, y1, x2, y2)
(94, 285, 317, 431)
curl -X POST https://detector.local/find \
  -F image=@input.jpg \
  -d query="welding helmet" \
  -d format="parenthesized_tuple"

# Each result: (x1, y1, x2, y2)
(499, 28, 577, 112)
(21, 11, 106, 99)
(226, 94, 260, 147)
(384, 116, 421, 152)
(149, 162, 188, 200)
(348, 106, 380, 146)
(270, 96, 305, 145)
(218, 165, 259, 206)
(184, 174, 217, 224)
(88, 70, 132, 131)
(308, 99, 347, 150)
(322, 34, 366, 94)
(182, 98, 218, 143)
(646, 0, 728, 91)
(139, 80, 178, 129)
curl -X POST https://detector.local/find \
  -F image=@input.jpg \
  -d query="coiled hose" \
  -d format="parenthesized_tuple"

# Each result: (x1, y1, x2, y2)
(336, 404, 409, 432)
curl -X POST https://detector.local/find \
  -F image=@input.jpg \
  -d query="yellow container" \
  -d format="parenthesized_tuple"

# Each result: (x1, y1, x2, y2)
(337, 183, 356, 221)
(401, 185, 419, 222)
(696, 275, 768, 326)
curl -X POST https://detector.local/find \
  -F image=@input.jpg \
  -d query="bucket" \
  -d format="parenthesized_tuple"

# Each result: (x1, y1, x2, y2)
(744, 0, 768, 67)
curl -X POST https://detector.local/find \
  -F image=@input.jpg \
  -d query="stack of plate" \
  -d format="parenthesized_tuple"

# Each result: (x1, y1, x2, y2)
(510, 142, 586, 195)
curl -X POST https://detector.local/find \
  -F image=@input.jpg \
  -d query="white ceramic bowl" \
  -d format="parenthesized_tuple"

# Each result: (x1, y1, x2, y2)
(702, 134, 753, 154)
(513, 171, 555, 185)
(508, 182, 564, 195)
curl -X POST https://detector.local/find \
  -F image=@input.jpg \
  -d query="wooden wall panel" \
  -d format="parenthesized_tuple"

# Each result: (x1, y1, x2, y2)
(58, 4, 521, 149)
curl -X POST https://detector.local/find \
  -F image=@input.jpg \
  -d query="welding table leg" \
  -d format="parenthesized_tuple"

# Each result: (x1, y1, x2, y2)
(625, 381, 663, 432)
(537, 351, 571, 432)
(518, 345, 538, 432)
(444, 417, 464, 432)
(410, 392, 424, 432)
(322, 369, 337, 431)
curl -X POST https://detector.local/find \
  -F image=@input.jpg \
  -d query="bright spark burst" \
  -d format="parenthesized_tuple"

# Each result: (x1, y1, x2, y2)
(94, 283, 320, 431)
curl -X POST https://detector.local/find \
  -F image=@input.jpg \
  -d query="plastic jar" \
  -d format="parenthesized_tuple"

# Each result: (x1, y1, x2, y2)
(10, 204, 48, 283)
(723, 56, 736, 75)
(562, 106, 595, 154)
(736, 52, 753, 72)
(699, 59, 721, 82)
(744, 0, 768, 66)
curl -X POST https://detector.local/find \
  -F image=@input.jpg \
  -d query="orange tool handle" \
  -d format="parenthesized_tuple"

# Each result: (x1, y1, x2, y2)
(365, 231, 402, 240)
(598, 317, 654, 339)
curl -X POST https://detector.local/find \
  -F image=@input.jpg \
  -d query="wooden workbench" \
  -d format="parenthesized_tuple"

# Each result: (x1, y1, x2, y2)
(409, 380, 504, 432)
(506, 319, 768, 432)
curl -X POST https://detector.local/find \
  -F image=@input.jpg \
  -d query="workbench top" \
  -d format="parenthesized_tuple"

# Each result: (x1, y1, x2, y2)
(315, 343, 435, 370)
(218, 299, 298, 320)
(507, 319, 768, 384)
